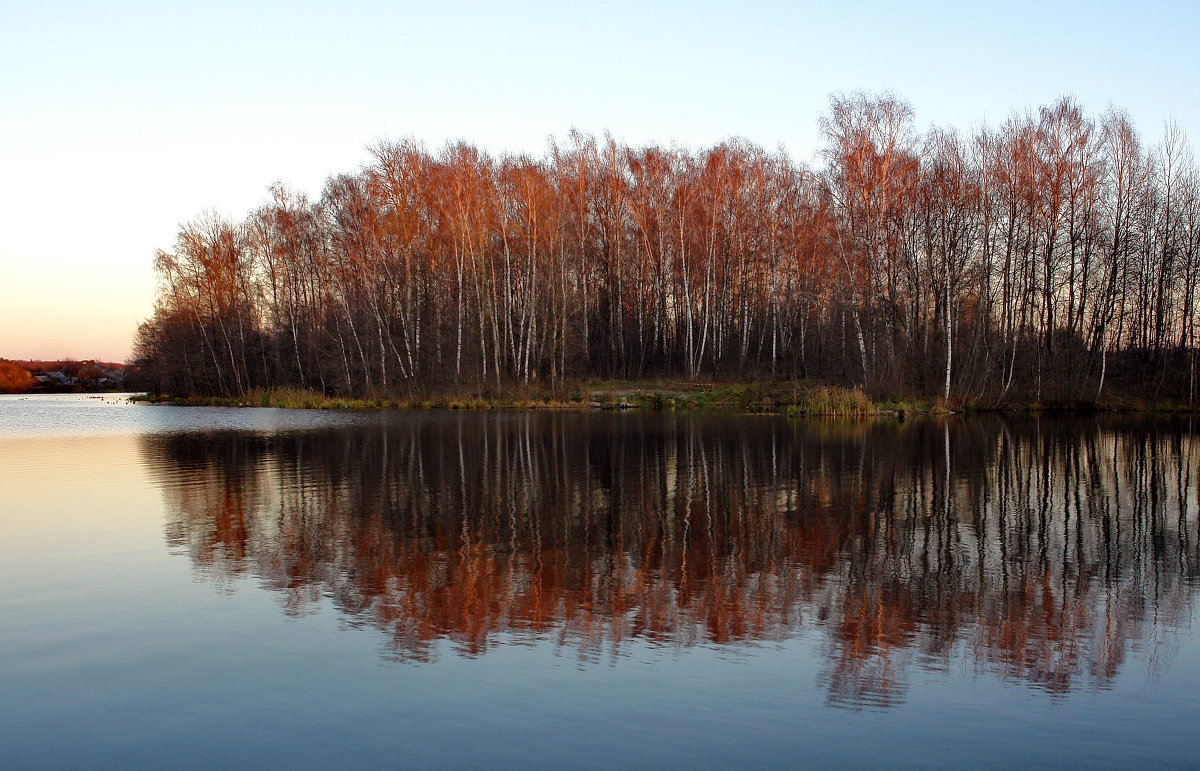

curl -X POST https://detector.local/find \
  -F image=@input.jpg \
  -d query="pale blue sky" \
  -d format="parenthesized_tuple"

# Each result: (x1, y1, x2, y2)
(2, 0, 1197, 360)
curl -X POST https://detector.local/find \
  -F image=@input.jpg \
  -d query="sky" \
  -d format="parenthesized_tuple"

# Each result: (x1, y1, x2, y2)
(1, 0, 1197, 362)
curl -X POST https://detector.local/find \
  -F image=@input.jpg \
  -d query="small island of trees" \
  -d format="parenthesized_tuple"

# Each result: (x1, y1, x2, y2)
(133, 93, 1200, 408)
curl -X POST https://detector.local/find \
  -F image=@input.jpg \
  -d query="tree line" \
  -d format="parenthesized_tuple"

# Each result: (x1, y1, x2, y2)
(0, 359, 129, 393)
(134, 93, 1200, 403)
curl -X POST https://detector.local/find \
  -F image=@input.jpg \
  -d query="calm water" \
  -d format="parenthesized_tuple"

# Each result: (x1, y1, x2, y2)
(2, 394, 1199, 768)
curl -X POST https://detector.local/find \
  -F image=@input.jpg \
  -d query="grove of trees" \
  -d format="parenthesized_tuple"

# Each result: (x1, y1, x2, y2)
(135, 93, 1200, 404)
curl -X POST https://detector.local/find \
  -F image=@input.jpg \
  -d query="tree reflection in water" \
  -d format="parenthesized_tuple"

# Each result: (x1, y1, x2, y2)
(141, 413, 1199, 709)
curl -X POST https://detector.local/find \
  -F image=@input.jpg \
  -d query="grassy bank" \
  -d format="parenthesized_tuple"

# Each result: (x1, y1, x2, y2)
(587, 380, 878, 415)
(133, 386, 584, 411)
(134, 381, 882, 416)
(132, 380, 1200, 416)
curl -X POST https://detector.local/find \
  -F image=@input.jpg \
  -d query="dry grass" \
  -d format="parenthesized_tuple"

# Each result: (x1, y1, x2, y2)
(790, 384, 878, 416)
(141, 380, 890, 416)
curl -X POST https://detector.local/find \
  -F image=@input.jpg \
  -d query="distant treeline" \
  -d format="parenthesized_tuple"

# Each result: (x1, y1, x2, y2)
(135, 93, 1200, 404)
(0, 359, 130, 393)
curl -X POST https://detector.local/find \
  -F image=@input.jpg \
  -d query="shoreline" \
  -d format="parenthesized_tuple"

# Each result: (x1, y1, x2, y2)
(127, 382, 1200, 417)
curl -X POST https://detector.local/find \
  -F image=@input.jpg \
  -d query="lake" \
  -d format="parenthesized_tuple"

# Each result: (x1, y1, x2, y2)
(2, 394, 1199, 768)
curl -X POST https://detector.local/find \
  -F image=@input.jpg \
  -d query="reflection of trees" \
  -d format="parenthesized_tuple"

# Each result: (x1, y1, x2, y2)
(142, 413, 1199, 708)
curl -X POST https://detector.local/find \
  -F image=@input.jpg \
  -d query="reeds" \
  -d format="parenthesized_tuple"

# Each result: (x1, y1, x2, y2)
(789, 385, 878, 416)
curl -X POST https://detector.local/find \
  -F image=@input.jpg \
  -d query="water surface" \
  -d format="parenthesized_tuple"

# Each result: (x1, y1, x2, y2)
(2, 395, 1199, 767)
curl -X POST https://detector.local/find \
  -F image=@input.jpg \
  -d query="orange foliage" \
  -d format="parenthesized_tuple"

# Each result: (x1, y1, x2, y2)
(0, 360, 35, 393)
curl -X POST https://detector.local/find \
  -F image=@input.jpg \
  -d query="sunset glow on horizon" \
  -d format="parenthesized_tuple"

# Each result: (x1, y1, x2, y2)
(3, 0, 1198, 362)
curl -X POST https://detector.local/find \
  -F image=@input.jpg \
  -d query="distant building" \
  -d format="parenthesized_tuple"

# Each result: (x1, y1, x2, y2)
(43, 371, 76, 386)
